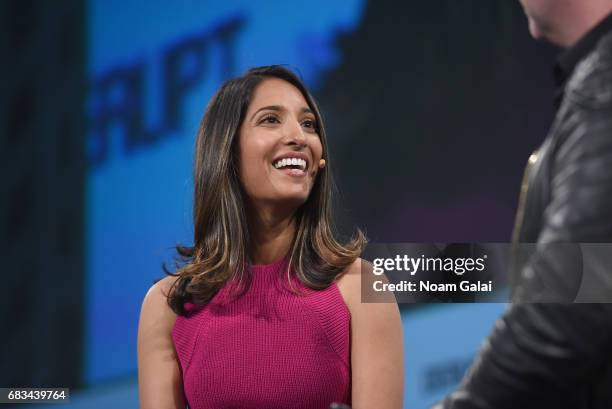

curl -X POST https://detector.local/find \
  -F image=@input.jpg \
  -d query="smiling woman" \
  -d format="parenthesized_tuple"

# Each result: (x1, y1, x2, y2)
(238, 76, 324, 220)
(137, 66, 404, 409)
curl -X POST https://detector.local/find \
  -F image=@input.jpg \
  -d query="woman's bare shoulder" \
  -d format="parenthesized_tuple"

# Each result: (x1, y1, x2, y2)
(140, 275, 180, 332)
(335, 258, 366, 308)
(146, 275, 179, 299)
(336, 258, 398, 312)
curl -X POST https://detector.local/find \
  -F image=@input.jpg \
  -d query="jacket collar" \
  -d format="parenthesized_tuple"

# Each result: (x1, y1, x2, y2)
(553, 11, 612, 107)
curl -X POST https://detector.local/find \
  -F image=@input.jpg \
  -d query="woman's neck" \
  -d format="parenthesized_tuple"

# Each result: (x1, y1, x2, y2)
(247, 204, 296, 265)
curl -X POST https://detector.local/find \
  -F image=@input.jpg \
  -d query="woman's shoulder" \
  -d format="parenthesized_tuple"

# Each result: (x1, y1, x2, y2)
(335, 258, 363, 306)
(143, 275, 179, 307)
(335, 258, 399, 317)
(140, 276, 180, 334)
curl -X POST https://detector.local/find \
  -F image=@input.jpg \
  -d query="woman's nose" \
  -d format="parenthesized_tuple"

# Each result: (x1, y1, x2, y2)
(284, 119, 306, 146)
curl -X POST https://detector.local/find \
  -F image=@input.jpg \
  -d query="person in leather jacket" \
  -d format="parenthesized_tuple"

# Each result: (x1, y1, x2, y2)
(435, 1, 612, 408)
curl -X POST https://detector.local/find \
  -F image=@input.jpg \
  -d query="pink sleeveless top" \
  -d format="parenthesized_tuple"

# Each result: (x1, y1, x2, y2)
(172, 258, 351, 409)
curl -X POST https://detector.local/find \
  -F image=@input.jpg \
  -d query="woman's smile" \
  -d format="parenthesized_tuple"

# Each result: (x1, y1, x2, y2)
(271, 152, 310, 178)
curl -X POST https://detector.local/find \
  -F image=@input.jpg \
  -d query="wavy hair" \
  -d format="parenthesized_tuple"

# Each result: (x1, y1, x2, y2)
(165, 65, 365, 316)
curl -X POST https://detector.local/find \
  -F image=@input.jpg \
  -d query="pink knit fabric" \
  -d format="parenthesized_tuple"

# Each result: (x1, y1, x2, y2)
(172, 257, 351, 409)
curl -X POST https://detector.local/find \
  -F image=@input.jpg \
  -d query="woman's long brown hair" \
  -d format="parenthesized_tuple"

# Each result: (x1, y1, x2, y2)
(165, 65, 365, 316)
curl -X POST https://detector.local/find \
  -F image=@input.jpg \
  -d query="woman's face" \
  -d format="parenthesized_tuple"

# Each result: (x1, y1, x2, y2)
(238, 78, 323, 210)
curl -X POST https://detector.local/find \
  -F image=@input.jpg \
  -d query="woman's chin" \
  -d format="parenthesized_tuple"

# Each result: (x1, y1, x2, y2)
(273, 192, 310, 208)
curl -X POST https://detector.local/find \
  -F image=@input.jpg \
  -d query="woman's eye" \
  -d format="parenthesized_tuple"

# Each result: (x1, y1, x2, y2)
(260, 115, 279, 124)
(302, 119, 317, 130)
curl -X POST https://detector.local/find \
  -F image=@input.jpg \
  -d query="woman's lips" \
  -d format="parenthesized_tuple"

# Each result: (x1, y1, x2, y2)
(274, 166, 307, 177)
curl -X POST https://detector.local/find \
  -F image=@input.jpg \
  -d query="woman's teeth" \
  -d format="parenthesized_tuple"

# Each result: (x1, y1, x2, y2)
(273, 158, 307, 171)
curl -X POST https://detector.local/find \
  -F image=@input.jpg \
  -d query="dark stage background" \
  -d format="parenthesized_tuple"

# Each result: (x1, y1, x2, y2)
(322, 1, 556, 242)
(1, 1, 557, 408)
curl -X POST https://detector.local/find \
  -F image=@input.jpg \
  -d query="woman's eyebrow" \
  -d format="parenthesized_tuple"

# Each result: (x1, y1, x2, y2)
(250, 105, 314, 121)
(250, 105, 284, 121)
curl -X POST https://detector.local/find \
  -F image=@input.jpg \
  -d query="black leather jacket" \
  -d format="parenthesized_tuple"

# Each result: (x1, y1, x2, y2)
(435, 32, 612, 409)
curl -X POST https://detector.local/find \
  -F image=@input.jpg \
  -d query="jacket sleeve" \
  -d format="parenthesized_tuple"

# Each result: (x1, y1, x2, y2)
(434, 41, 612, 409)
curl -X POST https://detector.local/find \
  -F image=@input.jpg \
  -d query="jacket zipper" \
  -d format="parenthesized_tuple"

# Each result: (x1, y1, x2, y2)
(512, 150, 539, 246)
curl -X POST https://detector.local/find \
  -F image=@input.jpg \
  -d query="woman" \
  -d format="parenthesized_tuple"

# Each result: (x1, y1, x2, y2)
(137, 66, 403, 409)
